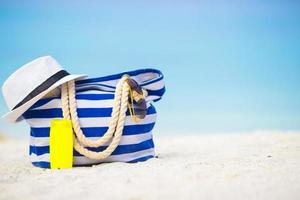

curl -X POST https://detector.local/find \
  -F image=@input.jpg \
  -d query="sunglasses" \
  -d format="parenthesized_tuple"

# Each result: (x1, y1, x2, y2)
(126, 78, 147, 120)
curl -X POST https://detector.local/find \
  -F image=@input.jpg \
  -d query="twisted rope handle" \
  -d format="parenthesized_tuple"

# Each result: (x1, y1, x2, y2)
(61, 76, 130, 160)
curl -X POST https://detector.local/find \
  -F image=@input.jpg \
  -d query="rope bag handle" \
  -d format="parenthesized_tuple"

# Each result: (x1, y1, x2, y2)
(61, 75, 135, 160)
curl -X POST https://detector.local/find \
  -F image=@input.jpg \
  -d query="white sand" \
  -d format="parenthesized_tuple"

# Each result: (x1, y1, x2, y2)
(0, 131, 300, 200)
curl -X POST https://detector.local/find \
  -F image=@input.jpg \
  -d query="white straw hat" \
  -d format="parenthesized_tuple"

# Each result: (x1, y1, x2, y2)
(2, 56, 86, 123)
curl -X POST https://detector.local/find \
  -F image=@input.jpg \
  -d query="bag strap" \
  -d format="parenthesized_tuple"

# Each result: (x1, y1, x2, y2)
(61, 75, 131, 160)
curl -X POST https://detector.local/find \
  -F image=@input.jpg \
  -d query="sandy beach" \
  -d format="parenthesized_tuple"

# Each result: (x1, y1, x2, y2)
(0, 131, 300, 200)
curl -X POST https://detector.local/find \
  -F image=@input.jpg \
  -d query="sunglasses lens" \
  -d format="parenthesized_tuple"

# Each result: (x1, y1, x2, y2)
(127, 79, 137, 88)
(134, 100, 147, 119)
(127, 79, 143, 94)
(127, 77, 147, 119)
(128, 99, 147, 119)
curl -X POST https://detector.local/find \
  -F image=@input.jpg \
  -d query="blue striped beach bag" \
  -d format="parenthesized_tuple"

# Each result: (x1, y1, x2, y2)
(22, 69, 165, 168)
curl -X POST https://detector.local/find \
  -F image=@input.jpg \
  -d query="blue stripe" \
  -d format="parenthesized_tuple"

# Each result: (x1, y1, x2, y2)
(30, 145, 49, 156)
(74, 139, 154, 156)
(30, 122, 156, 138)
(153, 97, 162, 102)
(24, 108, 63, 119)
(147, 87, 166, 97)
(30, 139, 154, 156)
(76, 94, 115, 100)
(23, 105, 156, 119)
(32, 161, 50, 168)
(30, 98, 55, 109)
(128, 155, 154, 163)
(76, 68, 163, 84)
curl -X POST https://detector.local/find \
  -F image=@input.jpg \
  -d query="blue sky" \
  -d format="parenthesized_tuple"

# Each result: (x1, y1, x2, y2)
(0, 0, 300, 136)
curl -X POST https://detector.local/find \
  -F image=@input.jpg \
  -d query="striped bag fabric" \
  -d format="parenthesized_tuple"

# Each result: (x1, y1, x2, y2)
(22, 69, 165, 168)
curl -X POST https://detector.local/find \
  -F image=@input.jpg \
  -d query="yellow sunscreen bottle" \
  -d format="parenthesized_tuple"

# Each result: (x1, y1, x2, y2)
(50, 119, 73, 169)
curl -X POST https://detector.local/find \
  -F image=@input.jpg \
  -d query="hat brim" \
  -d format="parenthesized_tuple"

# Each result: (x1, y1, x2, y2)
(2, 74, 86, 123)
